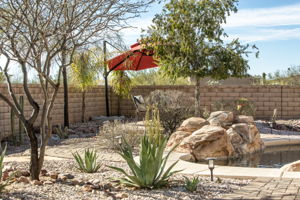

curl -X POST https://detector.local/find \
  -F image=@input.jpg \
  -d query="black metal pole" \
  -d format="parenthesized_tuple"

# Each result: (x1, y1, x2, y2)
(104, 41, 110, 117)
(210, 168, 214, 181)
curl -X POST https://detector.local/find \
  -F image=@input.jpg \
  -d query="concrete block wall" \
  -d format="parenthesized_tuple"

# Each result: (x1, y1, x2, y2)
(119, 85, 300, 120)
(0, 84, 118, 139)
(1, 84, 300, 139)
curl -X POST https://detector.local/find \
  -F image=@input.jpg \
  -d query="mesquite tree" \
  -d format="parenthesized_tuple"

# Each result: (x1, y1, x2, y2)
(143, 0, 258, 116)
(0, 0, 154, 180)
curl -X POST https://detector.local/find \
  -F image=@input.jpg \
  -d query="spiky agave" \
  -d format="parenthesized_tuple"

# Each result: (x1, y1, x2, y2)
(109, 135, 181, 189)
(73, 149, 102, 173)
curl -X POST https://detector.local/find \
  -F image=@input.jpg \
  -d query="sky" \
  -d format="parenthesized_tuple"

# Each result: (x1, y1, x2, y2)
(120, 0, 300, 76)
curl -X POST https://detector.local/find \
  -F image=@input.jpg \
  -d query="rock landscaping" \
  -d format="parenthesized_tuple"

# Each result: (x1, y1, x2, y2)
(167, 111, 265, 161)
(1, 155, 250, 200)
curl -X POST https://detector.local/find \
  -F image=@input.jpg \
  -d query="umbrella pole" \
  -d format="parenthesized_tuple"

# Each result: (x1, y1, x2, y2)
(104, 40, 110, 117)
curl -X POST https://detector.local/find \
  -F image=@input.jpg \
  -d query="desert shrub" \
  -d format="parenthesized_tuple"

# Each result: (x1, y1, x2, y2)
(212, 98, 256, 116)
(101, 120, 144, 150)
(184, 176, 200, 192)
(73, 149, 102, 173)
(109, 134, 180, 189)
(146, 90, 194, 134)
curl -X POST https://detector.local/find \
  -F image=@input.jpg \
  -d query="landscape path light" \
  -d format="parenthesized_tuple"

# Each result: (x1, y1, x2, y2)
(115, 135, 122, 147)
(206, 157, 216, 181)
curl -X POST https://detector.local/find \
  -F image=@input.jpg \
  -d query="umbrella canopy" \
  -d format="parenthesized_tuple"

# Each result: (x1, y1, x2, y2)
(107, 43, 158, 72)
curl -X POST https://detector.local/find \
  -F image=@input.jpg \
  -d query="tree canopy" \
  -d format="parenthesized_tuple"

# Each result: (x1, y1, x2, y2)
(143, 0, 258, 80)
(142, 0, 258, 115)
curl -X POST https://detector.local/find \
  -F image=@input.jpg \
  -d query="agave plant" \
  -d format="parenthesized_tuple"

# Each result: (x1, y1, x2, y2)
(184, 176, 200, 192)
(109, 135, 180, 189)
(73, 149, 102, 173)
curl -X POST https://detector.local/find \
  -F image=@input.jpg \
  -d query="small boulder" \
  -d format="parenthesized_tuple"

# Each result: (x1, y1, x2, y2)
(2, 171, 9, 181)
(82, 185, 93, 192)
(20, 170, 30, 177)
(18, 176, 30, 184)
(58, 174, 67, 181)
(116, 193, 129, 199)
(31, 180, 43, 186)
(91, 179, 101, 185)
(49, 172, 59, 179)
(177, 117, 209, 133)
(40, 169, 48, 176)
(43, 180, 53, 185)
(71, 179, 80, 186)
(208, 111, 234, 128)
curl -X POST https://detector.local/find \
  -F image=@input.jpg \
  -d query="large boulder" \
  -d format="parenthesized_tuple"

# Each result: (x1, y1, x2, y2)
(207, 111, 234, 128)
(231, 123, 253, 143)
(227, 123, 264, 155)
(178, 125, 235, 160)
(235, 115, 254, 124)
(166, 131, 191, 152)
(227, 128, 244, 155)
(177, 117, 209, 133)
(167, 113, 264, 161)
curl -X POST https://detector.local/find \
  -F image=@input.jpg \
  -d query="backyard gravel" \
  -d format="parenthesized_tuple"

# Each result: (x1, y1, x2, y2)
(1, 158, 250, 200)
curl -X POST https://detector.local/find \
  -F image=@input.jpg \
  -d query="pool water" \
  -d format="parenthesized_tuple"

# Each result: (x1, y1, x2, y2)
(198, 145, 300, 168)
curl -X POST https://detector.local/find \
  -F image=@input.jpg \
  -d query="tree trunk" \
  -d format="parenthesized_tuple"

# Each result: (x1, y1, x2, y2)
(194, 76, 201, 117)
(62, 49, 69, 128)
(27, 128, 40, 180)
(82, 91, 86, 123)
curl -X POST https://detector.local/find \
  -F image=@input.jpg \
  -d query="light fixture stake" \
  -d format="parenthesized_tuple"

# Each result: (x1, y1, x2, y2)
(206, 157, 216, 181)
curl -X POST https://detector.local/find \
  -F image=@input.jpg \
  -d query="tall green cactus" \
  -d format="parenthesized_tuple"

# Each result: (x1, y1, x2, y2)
(10, 96, 25, 146)
(10, 107, 16, 146)
(18, 96, 24, 145)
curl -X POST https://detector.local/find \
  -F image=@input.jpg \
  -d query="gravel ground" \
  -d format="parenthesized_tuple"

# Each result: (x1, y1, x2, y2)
(1, 159, 250, 200)
(1, 119, 255, 200)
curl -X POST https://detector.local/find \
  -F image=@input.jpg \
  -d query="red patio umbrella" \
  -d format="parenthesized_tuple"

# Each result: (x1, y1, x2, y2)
(104, 42, 158, 116)
(107, 43, 158, 71)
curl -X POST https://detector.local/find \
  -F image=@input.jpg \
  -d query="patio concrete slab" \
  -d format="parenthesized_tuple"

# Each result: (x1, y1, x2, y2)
(281, 171, 300, 179)
(261, 133, 300, 147)
(196, 165, 281, 179)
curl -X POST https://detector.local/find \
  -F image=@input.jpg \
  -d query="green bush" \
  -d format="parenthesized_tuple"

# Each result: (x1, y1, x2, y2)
(109, 134, 180, 189)
(73, 149, 102, 173)
(212, 98, 256, 116)
(184, 176, 200, 192)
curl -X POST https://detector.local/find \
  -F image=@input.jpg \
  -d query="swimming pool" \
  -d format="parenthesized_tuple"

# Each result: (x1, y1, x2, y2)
(196, 145, 300, 168)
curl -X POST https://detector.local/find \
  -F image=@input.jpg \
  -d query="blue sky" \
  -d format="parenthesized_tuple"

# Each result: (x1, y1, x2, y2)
(120, 0, 300, 76)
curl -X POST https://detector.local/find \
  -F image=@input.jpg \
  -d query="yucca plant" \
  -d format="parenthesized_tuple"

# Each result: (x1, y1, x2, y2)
(184, 176, 200, 192)
(109, 134, 180, 189)
(73, 149, 102, 173)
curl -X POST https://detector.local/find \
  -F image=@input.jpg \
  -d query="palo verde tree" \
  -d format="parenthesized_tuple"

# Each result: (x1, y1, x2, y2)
(143, 0, 258, 116)
(70, 51, 99, 123)
(0, 0, 154, 180)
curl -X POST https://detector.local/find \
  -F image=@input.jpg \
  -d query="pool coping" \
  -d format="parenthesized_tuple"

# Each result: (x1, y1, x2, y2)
(166, 134, 300, 179)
